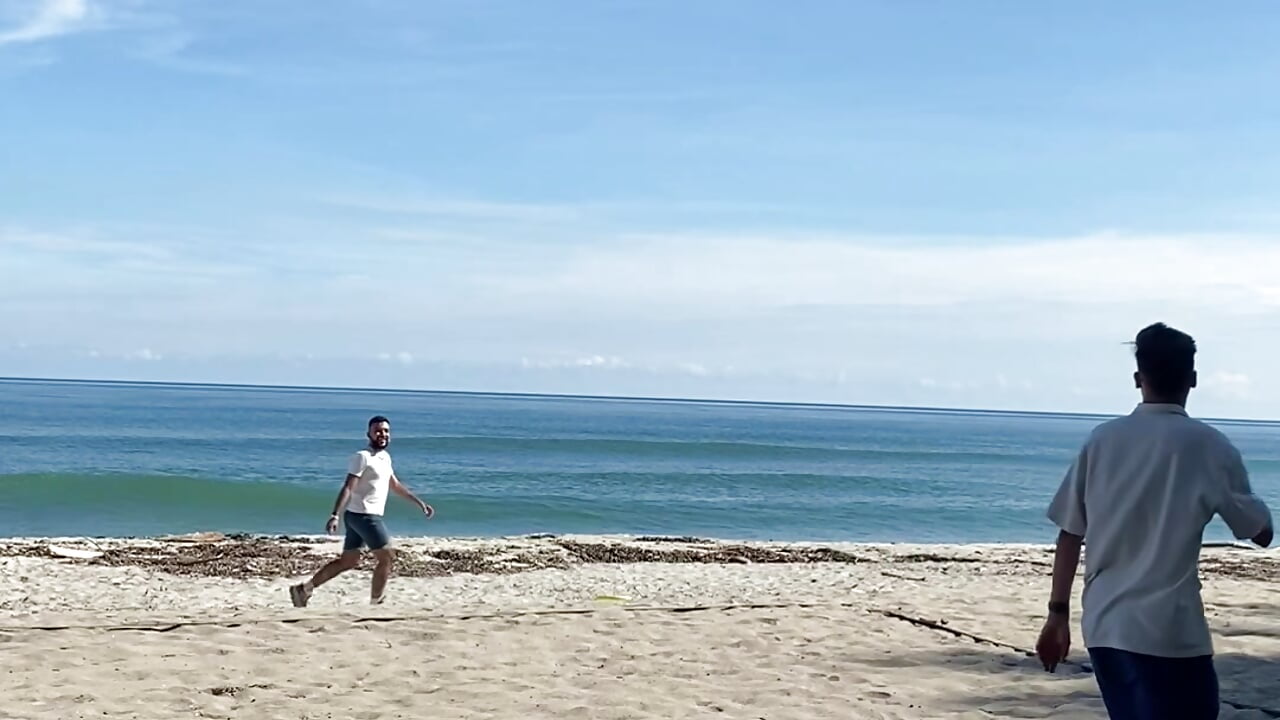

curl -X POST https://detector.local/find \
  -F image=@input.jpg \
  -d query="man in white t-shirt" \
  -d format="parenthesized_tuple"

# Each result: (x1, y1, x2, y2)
(290, 415, 434, 607)
(1036, 323, 1273, 719)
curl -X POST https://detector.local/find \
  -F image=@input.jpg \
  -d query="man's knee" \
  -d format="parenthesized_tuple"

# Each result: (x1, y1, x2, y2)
(373, 548, 394, 566)
(337, 552, 361, 570)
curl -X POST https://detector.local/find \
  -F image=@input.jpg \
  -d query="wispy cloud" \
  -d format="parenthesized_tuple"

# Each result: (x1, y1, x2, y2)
(1203, 370, 1251, 399)
(0, 225, 261, 299)
(0, 1, 246, 77)
(132, 29, 247, 76)
(519, 355, 728, 379)
(376, 351, 415, 366)
(521, 355, 631, 370)
(326, 195, 585, 224)
(2, 225, 173, 260)
(126, 347, 162, 361)
(6, 219, 1280, 416)
(0, 0, 96, 47)
(480, 231, 1280, 311)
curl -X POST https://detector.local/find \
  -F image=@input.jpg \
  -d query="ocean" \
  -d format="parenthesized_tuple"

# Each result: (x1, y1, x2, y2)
(1, 378, 1277, 543)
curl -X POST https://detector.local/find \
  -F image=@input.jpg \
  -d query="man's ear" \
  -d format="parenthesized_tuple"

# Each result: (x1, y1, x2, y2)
(1189, 370, 1198, 389)
(1134, 371, 1142, 389)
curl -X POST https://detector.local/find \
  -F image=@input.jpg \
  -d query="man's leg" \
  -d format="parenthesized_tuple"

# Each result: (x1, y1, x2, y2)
(1089, 647, 1219, 720)
(370, 548, 394, 603)
(1089, 647, 1142, 719)
(309, 551, 362, 589)
(289, 551, 360, 607)
(1136, 654, 1219, 720)
(290, 517, 365, 607)
(358, 513, 394, 603)
(1179, 656, 1220, 719)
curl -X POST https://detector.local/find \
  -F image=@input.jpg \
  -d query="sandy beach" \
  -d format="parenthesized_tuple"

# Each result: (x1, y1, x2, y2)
(1, 535, 1277, 719)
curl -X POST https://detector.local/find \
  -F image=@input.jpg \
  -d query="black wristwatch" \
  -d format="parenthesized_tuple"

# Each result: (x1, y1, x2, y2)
(1048, 600, 1069, 616)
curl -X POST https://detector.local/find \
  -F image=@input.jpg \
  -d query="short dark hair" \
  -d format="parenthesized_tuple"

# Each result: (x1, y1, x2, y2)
(368, 415, 390, 429)
(1133, 323, 1196, 396)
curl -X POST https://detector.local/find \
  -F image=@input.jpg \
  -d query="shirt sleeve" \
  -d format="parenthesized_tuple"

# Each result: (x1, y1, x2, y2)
(1217, 445, 1272, 540)
(1047, 445, 1088, 536)
(347, 451, 368, 478)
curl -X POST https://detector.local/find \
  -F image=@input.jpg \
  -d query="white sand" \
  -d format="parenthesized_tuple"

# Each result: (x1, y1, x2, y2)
(1, 536, 1277, 719)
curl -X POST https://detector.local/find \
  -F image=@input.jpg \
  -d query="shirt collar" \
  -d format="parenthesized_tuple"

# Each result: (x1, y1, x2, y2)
(1133, 403, 1188, 417)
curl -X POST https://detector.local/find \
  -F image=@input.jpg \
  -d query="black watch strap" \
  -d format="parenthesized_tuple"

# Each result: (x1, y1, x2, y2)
(1048, 600, 1069, 616)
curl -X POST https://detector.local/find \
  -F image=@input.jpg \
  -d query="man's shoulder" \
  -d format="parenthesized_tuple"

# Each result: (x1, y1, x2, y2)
(1184, 417, 1239, 457)
(1089, 411, 1220, 435)
(1160, 413, 1235, 450)
(1086, 412, 1237, 456)
(1083, 415, 1133, 443)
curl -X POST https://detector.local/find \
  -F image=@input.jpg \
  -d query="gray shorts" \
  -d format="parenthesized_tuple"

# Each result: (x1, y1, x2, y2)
(343, 511, 391, 551)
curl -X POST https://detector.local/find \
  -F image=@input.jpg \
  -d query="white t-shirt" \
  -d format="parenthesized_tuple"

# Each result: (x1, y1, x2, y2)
(345, 449, 394, 516)
(1048, 403, 1272, 658)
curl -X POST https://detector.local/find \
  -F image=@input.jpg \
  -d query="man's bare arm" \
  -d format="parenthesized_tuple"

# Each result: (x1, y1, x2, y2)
(1036, 529, 1083, 672)
(1049, 530, 1084, 609)
(390, 474, 432, 515)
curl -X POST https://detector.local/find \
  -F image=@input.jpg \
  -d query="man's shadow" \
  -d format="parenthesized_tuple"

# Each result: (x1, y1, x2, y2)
(848, 644, 1280, 718)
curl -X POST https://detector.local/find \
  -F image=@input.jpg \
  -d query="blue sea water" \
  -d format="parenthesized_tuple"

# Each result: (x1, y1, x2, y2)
(1, 378, 1277, 543)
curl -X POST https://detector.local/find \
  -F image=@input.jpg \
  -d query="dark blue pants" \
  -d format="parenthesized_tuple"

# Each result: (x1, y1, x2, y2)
(1088, 647, 1219, 720)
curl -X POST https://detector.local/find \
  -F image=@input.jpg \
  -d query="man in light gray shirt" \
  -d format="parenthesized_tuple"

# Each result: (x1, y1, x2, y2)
(1036, 323, 1273, 720)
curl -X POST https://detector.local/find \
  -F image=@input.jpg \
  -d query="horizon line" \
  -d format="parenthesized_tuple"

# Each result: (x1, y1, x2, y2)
(1, 374, 1275, 426)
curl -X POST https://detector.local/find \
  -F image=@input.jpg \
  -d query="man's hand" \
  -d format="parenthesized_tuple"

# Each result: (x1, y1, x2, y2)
(421, 504, 435, 519)
(1035, 615, 1071, 672)
(326, 515, 339, 534)
(1253, 523, 1273, 548)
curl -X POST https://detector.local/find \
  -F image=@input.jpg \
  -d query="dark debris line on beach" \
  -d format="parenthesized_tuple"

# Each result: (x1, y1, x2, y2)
(90, 539, 869, 579)
(0, 536, 872, 579)
(2, 536, 1276, 582)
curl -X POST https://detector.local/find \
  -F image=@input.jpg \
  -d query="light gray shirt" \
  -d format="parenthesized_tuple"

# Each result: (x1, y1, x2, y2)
(1048, 403, 1272, 657)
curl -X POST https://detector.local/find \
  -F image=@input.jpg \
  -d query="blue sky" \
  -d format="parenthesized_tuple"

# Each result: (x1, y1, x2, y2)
(3, 1, 1280, 418)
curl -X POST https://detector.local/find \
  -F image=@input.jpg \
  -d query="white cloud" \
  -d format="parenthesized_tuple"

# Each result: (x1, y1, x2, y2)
(1, 226, 260, 298)
(5, 221, 1280, 417)
(994, 374, 1034, 392)
(1209, 371, 1250, 386)
(483, 232, 1280, 312)
(576, 355, 626, 368)
(1203, 371, 1251, 398)
(678, 362, 709, 377)
(516, 356, 737, 380)
(127, 348, 161, 361)
(2, 225, 173, 260)
(327, 195, 583, 224)
(0, 2, 239, 76)
(522, 355, 631, 370)
(376, 352, 414, 366)
(128, 26, 249, 76)
(0, 0, 95, 47)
